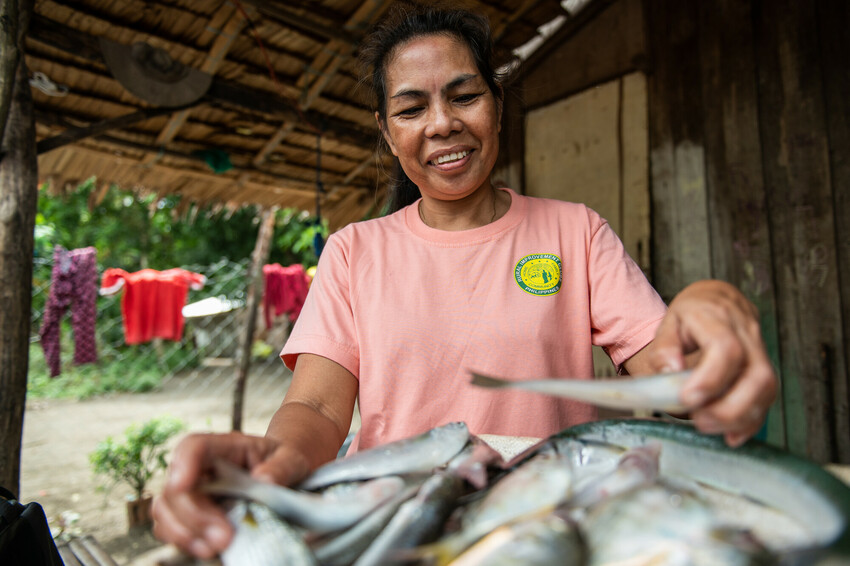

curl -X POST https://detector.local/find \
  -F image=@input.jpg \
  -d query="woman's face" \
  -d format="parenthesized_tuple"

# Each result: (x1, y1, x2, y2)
(379, 34, 501, 203)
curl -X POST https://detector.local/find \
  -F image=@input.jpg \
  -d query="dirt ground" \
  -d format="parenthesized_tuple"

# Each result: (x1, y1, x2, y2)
(19, 363, 360, 565)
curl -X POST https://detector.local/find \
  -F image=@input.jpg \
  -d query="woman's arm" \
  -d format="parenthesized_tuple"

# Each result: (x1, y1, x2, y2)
(622, 280, 778, 447)
(255, 353, 359, 485)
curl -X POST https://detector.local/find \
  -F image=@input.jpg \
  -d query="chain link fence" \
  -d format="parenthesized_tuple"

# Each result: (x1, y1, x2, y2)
(28, 256, 293, 410)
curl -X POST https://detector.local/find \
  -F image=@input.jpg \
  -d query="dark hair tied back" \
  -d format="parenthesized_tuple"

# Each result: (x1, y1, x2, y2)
(359, 3, 506, 214)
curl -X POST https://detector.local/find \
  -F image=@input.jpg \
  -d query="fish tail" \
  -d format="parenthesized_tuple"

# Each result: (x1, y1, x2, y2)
(469, 373, 511, 389)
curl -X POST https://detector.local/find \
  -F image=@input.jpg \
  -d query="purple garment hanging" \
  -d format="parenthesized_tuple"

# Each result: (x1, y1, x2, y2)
(38, 246, 98, 377)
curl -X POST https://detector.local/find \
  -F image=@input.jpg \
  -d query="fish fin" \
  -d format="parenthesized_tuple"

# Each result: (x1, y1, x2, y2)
(469, 372, 513, 389)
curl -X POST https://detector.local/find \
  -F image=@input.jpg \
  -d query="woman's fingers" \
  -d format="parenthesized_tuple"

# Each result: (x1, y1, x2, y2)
(153, 432, 282, 556)
(657, 281, 778, 446)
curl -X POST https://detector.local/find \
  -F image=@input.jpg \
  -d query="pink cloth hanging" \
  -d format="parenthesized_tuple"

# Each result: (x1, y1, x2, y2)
(263, 263, 310, 328)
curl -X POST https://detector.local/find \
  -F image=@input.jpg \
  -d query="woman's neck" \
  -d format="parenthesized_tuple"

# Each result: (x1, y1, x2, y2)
(418, 186, 510, 231)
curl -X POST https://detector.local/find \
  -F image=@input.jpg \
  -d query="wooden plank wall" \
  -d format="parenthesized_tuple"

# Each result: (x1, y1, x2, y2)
(646, 0, 849, 463)
(509, 0, 849, 463)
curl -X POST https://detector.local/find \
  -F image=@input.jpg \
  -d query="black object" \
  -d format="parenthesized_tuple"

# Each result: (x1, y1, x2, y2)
(0, 487, 64, 566)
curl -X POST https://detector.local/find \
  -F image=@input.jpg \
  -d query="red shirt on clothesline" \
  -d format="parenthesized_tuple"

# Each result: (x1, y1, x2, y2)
(100, 268, 205, 345)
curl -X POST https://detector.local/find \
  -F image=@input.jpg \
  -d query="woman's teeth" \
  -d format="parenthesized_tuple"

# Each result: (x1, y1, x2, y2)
(435, 150, 469, 165)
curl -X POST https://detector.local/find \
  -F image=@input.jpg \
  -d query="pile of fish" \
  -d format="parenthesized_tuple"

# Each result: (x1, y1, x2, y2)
(203, 419, 850, 566)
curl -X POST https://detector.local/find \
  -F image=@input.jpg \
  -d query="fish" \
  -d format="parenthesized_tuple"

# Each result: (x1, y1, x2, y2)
(558, 418, 850, 563)
(203, 460, 406, 533)
(353, 472, 468, 566)
(311, 484, 422, 566)
(299, 422, 471, 491)
(221, 500, 317, 566)
(583, 481, 773, 565)
(408, 451, 575, 565)
(470, 370, 692, 412)
(444, 436, 506, 490)
(448, 512, 585, 566)
(567, 443, 661, 509)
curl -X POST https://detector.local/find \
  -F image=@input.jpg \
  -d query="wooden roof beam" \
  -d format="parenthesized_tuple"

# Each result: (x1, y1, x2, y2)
(144, 3, 249, 164)
(238, 0, 360, 46)
(27, 14, 377, 149)
(253, 0, 392, 170)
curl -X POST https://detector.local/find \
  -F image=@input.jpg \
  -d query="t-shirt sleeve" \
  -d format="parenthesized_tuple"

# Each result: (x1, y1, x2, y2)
(585, 211, 667, 369)
(280, 232, 360, 377)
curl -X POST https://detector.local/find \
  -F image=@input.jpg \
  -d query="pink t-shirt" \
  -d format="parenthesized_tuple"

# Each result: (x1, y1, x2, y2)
(282, 189, 667, 451)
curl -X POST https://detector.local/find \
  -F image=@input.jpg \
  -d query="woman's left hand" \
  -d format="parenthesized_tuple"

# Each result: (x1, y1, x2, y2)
(647, 280, 778, 447)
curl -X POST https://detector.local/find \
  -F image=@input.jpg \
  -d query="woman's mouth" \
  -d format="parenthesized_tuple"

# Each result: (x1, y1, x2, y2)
(430, 149, 472, 168)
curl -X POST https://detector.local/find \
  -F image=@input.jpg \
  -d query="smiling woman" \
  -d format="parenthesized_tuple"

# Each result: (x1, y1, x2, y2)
(151, 4, 777, 560)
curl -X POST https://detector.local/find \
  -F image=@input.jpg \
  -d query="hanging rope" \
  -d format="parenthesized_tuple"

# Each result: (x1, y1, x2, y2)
(314, 130, 326, 257)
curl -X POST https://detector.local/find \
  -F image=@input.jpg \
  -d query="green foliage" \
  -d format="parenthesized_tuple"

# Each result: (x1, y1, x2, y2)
(27, 343, 165, 400)
(35, 179, 326, 272)
(89, 416, 185, 501)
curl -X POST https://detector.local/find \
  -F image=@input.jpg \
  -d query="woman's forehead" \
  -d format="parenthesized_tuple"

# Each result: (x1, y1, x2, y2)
(385, 34, 480, 92)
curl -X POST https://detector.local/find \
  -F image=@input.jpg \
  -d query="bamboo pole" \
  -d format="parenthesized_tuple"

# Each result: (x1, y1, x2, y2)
(231, 207, 277, 431)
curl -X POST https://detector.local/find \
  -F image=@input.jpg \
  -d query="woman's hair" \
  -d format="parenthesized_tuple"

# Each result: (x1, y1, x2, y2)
(359, 3, 506, 214)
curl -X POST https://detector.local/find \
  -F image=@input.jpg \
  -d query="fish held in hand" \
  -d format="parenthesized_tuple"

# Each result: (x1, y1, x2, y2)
(299, 422, 470, 491)
(222, 500, 317, 566)
(470, 370, 692, 412)
(204, 460, 405, 533)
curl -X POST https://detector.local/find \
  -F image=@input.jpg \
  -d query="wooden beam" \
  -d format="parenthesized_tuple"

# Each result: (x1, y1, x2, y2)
(239, 0, 359, 45)
(25, 15, 378, 149)
(252, 122, 294, 167)
(36, 105, 196, 154)
(297, 0, 395, 109)
(492, 0, 549, 43)
(343, 152, 376, 184)
(252, 0, 392, 169)
(144, 4, 248, 163)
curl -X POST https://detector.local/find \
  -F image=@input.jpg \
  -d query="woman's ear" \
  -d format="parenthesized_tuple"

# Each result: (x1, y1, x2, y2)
(376, 111, 398, 157)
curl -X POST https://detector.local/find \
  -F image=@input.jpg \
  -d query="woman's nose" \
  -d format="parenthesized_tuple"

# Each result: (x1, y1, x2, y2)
(425, 102, 459, 138)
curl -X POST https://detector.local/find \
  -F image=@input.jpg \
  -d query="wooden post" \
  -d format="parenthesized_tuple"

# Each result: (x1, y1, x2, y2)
(232, 207, 277, 432)
(0, 0, 37, 496)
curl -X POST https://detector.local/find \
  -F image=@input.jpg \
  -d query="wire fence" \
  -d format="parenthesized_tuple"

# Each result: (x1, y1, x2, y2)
(28, 256, 293, 410)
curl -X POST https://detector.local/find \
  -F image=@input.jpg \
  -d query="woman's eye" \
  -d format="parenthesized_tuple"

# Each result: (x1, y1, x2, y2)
(455, 93, 482, 104)
(395, 106, 423, 117)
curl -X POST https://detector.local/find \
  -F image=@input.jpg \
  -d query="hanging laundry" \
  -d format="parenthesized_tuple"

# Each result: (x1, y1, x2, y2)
(39, 246, 99, 377)
(100, 268, 205, 345)
(263, 263, 310, 329)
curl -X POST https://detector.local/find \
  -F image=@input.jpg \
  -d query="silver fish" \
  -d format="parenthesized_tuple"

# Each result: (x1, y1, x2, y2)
(584, 482, 773, 565)
(353, 472, 467, 566)
(449, 512, 585, 566)
(568, 443, 660, 509)
(470, 370, 692, 412)
(204, 460, 405, 533)
(311, 484, 421, 566)
(299, 422, 470, 491)
(559, 419, 850, 562)
(222, 500, 317, 566)
(410, 451, 575, 565)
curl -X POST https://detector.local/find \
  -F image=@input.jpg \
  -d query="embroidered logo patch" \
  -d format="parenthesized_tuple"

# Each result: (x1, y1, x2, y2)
(514, 253, 562, 296)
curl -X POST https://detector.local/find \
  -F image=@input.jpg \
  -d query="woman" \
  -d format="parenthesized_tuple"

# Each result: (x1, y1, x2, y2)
(152, 5, 776, 558)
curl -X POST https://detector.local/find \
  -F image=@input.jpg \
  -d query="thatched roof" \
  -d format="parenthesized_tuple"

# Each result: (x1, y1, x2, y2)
(26, 0, 589, 230)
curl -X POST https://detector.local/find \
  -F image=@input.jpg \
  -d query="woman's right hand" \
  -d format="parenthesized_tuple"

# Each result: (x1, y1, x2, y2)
(151, 432, 311, 558)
